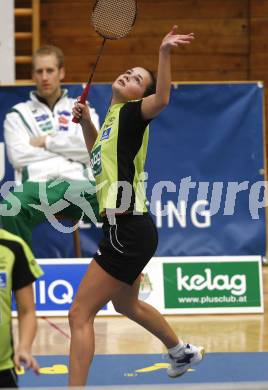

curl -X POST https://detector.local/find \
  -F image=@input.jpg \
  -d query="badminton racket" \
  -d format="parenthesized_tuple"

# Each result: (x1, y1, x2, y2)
(72, 0, 137, 123)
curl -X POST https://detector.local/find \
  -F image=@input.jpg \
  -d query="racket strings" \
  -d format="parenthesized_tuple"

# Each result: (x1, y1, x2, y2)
(92, 0, 137, 40)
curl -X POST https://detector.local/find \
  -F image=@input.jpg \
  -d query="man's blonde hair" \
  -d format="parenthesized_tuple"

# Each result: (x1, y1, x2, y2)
(32, 45, 64, 69)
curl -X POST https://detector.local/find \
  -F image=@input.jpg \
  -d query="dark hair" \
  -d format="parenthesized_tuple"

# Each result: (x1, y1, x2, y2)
(32, 45, 65, 70)
(143, 68, 156, 97)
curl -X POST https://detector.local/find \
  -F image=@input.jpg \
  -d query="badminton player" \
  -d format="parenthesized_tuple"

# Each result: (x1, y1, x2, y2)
(0, 222, 43, 388)
(70, 26, 204, 386)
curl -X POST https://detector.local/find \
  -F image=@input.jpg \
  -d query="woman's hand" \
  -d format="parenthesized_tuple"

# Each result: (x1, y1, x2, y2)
(72, 98, 93, 127)
(160, 25, 195, 53)
(73, 97, 99, 152)
(13, 348, 39, 374)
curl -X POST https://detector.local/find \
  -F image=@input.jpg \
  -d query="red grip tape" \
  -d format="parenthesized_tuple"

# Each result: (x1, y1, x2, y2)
(72, 83, 91, 123)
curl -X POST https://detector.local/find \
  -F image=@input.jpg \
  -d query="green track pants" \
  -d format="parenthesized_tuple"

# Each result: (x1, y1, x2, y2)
(0, 179, 100, 249)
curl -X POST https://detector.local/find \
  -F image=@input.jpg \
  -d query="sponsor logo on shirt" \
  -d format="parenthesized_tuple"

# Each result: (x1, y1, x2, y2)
(59, 116, 68, 125)
(58, 110, 71, 116)
(58, 110, 71, 131)
(35, 114, 49, 122)
(34, 113, 53, 131)
(0, 272, 7, 288)
(100, 127, 112, 141)
(104, 115, 115, 128)
(40, 122, 53, 132)
(58, 116, 69, 131)
(90, 145, 102, 176)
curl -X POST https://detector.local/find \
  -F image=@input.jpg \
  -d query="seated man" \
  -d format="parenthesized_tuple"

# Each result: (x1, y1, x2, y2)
(0, 45, 100, 250)
(0, 222, 43, 388)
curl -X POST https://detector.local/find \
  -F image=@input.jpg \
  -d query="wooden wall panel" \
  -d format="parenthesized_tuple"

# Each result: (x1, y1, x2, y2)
(41, 0, 248, 19)
(67, 70, 248, 83)
(39, 0, 249, 84)
(50, 36, 248, 55)
(42, 18, 248, 37)
(249, 0, 268, 167)
(63, 53, 247, 73)
(251, 0, 268, 17)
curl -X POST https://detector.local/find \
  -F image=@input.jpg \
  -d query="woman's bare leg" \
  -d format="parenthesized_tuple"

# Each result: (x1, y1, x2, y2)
(68, 259, 124, 386)
(112, 274, 179, 349)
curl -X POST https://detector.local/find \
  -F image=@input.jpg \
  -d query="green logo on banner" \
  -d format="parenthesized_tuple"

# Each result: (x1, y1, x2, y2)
(163, 261, 261, 308)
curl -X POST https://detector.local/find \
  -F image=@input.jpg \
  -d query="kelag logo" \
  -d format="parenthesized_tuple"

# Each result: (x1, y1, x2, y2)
(176, 267, 246, 296)
(163, 260, 261, 309)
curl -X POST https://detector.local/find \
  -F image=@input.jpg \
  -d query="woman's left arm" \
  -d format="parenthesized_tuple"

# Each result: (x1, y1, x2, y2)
(13, 284, 39, 373)
(141, 26, 195, 120)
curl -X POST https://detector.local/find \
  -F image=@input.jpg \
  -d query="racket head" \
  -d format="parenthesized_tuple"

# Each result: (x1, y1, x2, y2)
(91, 0, 137, 40)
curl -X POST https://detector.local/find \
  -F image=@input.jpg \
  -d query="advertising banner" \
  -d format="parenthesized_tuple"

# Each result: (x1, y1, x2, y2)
(12, 256, 263, 316)
(160, 256, 263, 314)
(0, 83, 265, 258)
(12, 258, 111, 316)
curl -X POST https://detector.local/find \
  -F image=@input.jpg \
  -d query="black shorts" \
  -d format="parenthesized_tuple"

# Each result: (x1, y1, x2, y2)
(0, 368, 18, 388)
(94, 213, 158, 285)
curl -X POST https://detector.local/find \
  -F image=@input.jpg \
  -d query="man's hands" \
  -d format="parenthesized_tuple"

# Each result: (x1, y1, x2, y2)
(30, 135, 47, 148)
(160, 25, 195, 53)
(13, 348, 39, 374)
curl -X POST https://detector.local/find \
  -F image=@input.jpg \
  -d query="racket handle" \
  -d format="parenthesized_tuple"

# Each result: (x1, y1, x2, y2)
(72, 83, 91, 123)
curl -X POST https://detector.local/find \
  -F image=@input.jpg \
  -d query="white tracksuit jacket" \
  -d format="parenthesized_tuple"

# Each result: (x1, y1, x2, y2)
(4, 89, 100, 183)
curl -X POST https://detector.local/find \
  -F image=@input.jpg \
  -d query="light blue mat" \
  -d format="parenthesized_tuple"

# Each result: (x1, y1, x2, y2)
(18, 353, 268, 387)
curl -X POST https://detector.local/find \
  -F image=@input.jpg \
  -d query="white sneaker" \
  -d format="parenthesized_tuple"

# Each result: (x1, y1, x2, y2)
(167, 343, 205, 378)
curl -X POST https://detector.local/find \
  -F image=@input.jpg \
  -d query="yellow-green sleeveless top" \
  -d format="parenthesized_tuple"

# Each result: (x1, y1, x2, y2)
(91, 100, 151, 214)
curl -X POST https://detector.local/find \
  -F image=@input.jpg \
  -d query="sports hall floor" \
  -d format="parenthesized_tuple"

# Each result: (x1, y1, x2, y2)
(12, 266, 268, 388)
